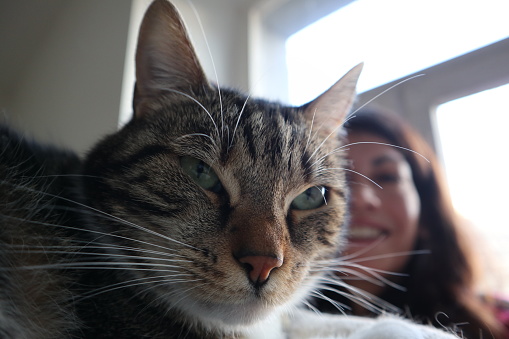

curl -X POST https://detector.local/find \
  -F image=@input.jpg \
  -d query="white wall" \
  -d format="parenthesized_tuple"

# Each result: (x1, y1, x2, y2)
(1, 0, 348, 154)
(119, 0, 253, 126)
(2, 0, 132, 155)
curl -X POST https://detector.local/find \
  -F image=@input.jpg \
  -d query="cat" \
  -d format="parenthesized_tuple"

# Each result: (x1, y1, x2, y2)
(0, 0, 459, 338)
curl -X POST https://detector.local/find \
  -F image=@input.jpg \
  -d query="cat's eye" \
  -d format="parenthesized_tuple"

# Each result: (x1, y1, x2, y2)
(291, 186, 327, 210)
(180, 156, 223, 193)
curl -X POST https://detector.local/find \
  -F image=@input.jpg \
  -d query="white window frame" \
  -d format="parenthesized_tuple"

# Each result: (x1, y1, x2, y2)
(356, 38, 509, 152)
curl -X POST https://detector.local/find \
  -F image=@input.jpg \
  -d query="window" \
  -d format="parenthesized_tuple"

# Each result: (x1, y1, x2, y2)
(435, 84, 509, 291)
(286, 0, 509, 106)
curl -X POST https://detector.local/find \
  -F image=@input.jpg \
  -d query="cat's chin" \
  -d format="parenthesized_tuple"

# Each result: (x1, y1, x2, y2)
(184, 304, 286, 338)
(174, 278, 318, 332)
(179, 297, 281, 328)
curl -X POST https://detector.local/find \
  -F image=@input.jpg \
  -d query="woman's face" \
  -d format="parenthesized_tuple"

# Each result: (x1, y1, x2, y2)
(343, 131, 421, 291)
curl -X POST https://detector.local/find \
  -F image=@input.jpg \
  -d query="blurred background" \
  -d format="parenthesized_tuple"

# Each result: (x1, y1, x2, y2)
(1, 0, 508, 291)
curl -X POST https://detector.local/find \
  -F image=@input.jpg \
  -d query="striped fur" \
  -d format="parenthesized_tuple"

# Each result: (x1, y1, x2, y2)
(0, 1, 360, 338)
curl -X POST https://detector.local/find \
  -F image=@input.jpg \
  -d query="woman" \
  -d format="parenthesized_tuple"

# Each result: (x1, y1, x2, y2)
(314, 110, 509, 338)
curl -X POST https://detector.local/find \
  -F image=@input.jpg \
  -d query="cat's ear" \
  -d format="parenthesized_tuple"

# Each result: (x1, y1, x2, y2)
(133, 0, 208, 117)
(302, 63, 363, 136)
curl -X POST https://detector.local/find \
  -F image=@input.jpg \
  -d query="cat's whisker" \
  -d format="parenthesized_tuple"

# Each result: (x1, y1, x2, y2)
(9, 242, 188, 260)
(314, 268, 388, 290)
(229, 93, 251, 150)
(305, 282, 372, 314)
(340, 141, 430, 162)
(313, 263, 407, 280)
(305, 113, 357, 169)
(175, 133, 217, 149)
(336, 249, 431, 265)
(1, 180, 204, 252)
(187, 0, 224, 141)
(161, 88, 220, 139)
(8, 261, 187, 271)
(4, 248, 192, 264)
(309, 140, 428, 178)
(78, 275, 203, 302)
(304, 113, 357, 166)
(306, 147, 347, 171)
(315, 237, 387, 264)
(299, 298, 323, 316)
(303, 108, 318, 154)
(311, 278, 400, 314)
(317, 185, 328, 205)
(2, 214, 188, 256)
(319, 271, 406, 303)
(324, 266, 407, 291)
(308, 289, 350, 314)
(310, 167, 382, 189)
(347, 74, 425, 119)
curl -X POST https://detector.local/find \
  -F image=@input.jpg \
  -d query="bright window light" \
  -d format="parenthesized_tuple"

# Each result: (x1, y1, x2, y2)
(436, 84, 509, 290)
(286, 0, 509, 105)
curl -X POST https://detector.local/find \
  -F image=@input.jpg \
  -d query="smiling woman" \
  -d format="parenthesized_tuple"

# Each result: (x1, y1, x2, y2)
(345, 131, 421, 299)
(312, 110, 509, 339)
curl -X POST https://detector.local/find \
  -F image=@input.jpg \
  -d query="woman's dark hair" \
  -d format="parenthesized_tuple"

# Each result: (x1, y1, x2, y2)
(332, 110, 506, 338)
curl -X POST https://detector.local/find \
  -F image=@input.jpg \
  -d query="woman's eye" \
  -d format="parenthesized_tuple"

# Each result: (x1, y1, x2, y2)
(375, 173, 400, 183)
(180, 156, 223, 193)
(291, 186, 327, 210)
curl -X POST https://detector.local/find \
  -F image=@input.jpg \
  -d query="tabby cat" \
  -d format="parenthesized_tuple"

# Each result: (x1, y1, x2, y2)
(0, 1, 458, 338)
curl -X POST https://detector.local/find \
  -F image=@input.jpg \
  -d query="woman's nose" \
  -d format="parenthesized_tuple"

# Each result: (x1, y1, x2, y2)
(349, 183, 381, 211)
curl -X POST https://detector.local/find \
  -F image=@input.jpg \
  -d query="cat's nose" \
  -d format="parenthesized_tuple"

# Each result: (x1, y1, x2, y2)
(238, 255, 283, 285)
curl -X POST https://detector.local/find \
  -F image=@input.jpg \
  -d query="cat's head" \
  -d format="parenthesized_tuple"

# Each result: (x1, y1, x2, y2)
(84, 0, 361, 332)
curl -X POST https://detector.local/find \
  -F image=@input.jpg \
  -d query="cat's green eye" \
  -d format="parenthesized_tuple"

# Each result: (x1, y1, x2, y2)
(291, 186, 327, 210)
(180, 156, 223, 193)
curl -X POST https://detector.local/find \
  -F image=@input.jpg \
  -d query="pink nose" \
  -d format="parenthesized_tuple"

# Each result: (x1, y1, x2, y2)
(238, 255, 283, 284)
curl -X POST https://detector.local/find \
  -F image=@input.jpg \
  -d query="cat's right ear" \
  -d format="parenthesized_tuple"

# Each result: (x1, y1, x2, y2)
(133, 0, 208, 117)
(302, 63, 363, 136)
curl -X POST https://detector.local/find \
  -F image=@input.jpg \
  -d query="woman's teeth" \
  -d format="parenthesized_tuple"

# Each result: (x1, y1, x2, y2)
(348, 227, 384, 240)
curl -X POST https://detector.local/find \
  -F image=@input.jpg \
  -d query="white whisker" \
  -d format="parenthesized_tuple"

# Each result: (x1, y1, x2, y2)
(343, 249, 431, 264)
(304, 114, 357, 165)
(176, 133, 217, 149)
(4, 248, 191, 264)
(348, 74, 425, 118)
(341, 141, 430, 162)
(309, 289, 349, 314)
(312, 167, 382, 189)
(187, 0, 224, 140)
(325, 266, 407, 291)
(10, 261, 186, 271)
(79, 276, 203, 301)
(2, 214, 188, 256)
(300, 299, 322, 315)
(0, 180, 203, 252)
(319, 237, 387, 263)
(304, 108, 318, 154)
(229, 93, 251, 149)
(313, 278, 400, 314)
(161, 88, 219, 139)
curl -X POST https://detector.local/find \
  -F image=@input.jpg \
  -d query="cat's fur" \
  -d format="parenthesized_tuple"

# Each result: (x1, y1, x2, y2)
(0, 1, 458, 338)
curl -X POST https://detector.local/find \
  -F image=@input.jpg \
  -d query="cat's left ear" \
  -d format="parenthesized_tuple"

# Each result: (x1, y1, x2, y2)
(302, 63, 363, 136)
(133, 0, 208, 117)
